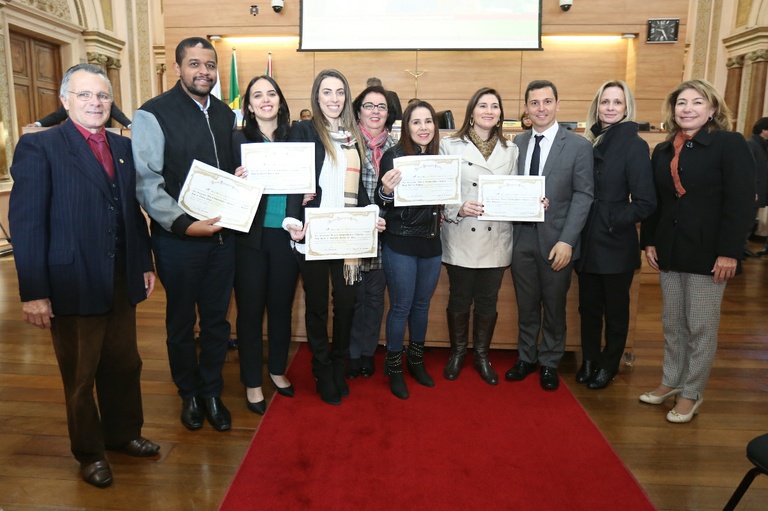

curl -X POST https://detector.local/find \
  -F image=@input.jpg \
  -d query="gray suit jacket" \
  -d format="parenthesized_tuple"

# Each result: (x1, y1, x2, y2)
(513, 125, 594, 262)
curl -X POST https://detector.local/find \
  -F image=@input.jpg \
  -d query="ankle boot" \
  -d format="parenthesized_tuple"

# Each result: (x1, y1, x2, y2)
(444, 310, 470, 380)
(332, 359, 350, 397)
(385, 350, 409, 399)
(407, 342, 435, 387)
(312, 358, 341, 405)
(473, 313, 499, 385)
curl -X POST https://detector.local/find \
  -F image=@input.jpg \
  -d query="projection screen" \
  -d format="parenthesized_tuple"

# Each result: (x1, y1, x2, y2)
(299, 0, 542, 51)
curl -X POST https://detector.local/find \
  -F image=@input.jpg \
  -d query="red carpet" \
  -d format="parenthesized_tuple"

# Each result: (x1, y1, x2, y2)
(220, 345, 656, 511)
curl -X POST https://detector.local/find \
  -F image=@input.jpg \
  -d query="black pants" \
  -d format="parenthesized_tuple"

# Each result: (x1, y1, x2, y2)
(577, 270, 635, 372)
(234, 228, 300, 388)
(296, 255, 359, 364)
(445, 264, 505, 316)
(152, 234, 235, 399)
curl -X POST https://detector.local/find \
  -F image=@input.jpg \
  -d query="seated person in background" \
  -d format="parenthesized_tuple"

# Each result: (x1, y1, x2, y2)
(28, 103, 132, 128)
(520, 111, 532, 130)
(299, 108, 312, 121)
(367, 77, 402, 120)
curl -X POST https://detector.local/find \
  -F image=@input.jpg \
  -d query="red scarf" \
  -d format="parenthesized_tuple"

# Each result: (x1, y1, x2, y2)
(670, 130, 694, 197)
(358, 123, 389, 176)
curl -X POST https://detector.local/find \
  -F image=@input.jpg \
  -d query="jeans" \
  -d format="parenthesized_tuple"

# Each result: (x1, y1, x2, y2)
(382, 244, 442, 352)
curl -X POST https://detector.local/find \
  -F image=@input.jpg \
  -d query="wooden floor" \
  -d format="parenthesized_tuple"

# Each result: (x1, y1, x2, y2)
(0, 245, 766, 511)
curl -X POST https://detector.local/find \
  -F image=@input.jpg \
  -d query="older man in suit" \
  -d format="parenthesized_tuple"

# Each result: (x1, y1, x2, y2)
(505, 80, 594, 390)
(9, 64, 159, 488)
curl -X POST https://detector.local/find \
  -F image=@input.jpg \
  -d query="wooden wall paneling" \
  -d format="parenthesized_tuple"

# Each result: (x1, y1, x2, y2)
(313, 51, 418, 101)
(541, 0, 688, 26)
(635, 99, 667, 128)
(163, 0, 299, 32)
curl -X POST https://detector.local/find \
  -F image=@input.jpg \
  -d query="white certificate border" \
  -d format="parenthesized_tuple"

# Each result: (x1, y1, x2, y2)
(178, 159, 263, 232)
(241, 142, 316, 194)
(477, 174, 545, 222)
(392, 155, 462, 206)
(304, 205, 379, 261)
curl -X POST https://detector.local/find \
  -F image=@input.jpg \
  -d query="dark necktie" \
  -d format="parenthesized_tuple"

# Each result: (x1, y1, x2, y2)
(89, 132, 115, 179)
(530, 134, 543, 176)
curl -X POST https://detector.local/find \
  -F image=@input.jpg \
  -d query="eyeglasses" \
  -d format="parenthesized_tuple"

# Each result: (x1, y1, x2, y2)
(362, 102, 388, 112)
(69, 91, 113, 103)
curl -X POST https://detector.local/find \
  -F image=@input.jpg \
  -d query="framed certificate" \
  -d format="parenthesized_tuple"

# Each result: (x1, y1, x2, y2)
(178, 159, 264, 232)
(392, 155, 462, 206)
(241, 142, 316, 194)
(304, 205, 380, 261)
(477, 174, 545, 222)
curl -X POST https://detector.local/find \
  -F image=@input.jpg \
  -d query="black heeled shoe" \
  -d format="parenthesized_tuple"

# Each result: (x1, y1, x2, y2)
(269, 374, 295, 398)
(245, 388, 266, 415)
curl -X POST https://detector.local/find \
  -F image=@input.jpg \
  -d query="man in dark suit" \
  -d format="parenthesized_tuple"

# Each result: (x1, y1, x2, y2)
(9, 64, 159, 488)
(505, 80, 594, 390)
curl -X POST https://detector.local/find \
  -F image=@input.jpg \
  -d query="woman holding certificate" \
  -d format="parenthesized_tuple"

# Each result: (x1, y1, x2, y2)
(284, 69, 377, 406)
(233, 75, 299, 415)
(439, 88, 518, 385)
(375, 100, 442, 400)
(346, 86, 397, 379)
(575, 80, 656, 390)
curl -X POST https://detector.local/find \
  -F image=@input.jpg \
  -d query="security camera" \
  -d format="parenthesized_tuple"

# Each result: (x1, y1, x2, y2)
(271, 0, 284, 13)
(559, 0, 573, 11)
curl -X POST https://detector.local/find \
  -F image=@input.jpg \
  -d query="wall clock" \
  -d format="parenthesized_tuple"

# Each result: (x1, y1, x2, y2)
(647, 18, 679, 43)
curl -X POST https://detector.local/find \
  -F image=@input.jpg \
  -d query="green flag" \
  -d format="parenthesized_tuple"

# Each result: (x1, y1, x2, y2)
(229, 49, 240, 110)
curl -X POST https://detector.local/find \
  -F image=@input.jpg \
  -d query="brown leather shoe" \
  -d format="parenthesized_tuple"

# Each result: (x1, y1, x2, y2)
(80, 459, 113, 488)
(107, 437, 160, 457)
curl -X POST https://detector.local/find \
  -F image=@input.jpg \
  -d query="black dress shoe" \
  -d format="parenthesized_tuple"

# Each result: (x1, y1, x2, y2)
(360, 355, 376, 377)
(80, 460, 113, 488)
(180, 396, 204, 430)
(575, 360, 598, 383)
(269, 375, 295, 398)
(540, 366, 559, 390)
(505, 359, 538, 381)
(106, 437, 160, 457)
(587, 368, 616, 390)
(204, 396, 232, 431)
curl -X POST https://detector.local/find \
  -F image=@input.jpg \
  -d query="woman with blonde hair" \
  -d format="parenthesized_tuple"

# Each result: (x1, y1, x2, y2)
(284, 69, 383, 406)
(575, 80, 656, 389)
(640, 79, 754, 422)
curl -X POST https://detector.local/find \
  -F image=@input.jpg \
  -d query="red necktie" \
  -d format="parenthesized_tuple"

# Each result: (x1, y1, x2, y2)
(89, 132, 115, 179)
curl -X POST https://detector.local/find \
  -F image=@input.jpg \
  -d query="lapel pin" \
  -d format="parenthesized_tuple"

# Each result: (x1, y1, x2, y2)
(119, 158, 124, 163)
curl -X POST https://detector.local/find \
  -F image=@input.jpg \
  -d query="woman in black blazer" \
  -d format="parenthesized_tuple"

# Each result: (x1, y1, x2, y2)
(284, 69, 383, 406)
(575, 80, 656, 389)
(233, 75, 299, 415)
(640, 79, 755, 423)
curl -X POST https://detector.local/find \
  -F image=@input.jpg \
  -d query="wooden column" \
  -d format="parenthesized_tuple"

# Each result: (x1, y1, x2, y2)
(156, 63, 166, 94)
(745, 50, 768, 135)
(724, 55, 744, 131)
(105, 57, 122, 109)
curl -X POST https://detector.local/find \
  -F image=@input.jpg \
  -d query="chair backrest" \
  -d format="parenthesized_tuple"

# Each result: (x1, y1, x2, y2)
(435, 110, 455, 130)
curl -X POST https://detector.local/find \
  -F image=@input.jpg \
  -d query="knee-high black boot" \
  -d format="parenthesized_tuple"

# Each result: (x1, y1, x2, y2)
(407, 342, 435, 387)
(473, 313, 499, 385)
(444, 310, 470, 380)
(385, 350, 409, 399)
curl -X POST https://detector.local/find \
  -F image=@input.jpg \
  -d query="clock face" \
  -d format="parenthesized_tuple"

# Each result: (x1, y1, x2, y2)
(647, 19, 679, 43)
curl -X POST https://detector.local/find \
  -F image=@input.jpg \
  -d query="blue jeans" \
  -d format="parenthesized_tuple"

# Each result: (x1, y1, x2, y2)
(382, 244, 442, 352)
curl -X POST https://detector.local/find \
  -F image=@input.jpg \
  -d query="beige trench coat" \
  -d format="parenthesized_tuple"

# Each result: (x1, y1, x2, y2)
(439, 135, 518, 268)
